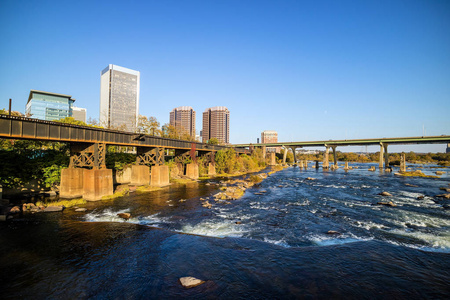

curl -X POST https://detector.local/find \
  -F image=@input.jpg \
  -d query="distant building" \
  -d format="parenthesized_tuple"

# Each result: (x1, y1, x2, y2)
(446, 143, 450, 153)
(261, 130, 280, 153)
(25, 90, 75, 121)
(202, 106, 230, 144)
(100, 64, 140, 131)
(72, 106, 87, 123)
(170, 106, 196, 138)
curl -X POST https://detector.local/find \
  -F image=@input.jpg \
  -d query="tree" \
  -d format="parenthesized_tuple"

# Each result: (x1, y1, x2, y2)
(207, 138, 220, 145)
(137, 115, 160, 135)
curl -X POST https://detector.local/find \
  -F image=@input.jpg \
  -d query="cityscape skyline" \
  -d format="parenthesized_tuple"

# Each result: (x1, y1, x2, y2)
(0, 1, 449, 152)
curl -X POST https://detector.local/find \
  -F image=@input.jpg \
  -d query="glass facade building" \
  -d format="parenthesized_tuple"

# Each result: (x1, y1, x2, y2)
(25, 90, 75, 121)
(100, 64, 140, 132)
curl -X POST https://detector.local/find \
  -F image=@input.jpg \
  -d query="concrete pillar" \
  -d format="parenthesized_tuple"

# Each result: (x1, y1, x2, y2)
(262, 146, 266, 160)
(208, 163, 216, 176)
(291, 147, 297, 163)
(400, 153, 406, 173)
(384, 144, 389, 169)
(332, 146, 337, 166)
(60, 168, 84, 199)
(269, 152, 276, 166)
(282, 147, 287, 164)
(379, 143, 384, 169)
(186, 163, 199, 179)
(323, 146, 330, 169)
(304, 160, 308, 169)
(83, 169, 113, 201)
(299, 160, 304, 168)
(151, 165, 169, 186)
(344, 162, 349, 171)
(131, 165, 150, 186)
(315, 161, 319, 169)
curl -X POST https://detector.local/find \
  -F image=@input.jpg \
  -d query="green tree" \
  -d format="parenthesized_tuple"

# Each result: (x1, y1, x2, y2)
(207, 138, 220, 145)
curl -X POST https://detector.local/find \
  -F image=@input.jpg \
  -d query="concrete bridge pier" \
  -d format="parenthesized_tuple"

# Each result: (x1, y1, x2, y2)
(269, 152, 276, 166)
(150, 165, 170, 186)
(208, 163, 216, 175)
(304, 160, 308, 169)
(282, 146, 288, 164)
(290, 147, 297, 164)
(262, 146, 267, 161)
(323, 146, 330, 169)
(400, 153, 406, 173)
(61, 143, 113, 201)
(186, 163, 199, 179)
(379, 143, 389, 170)
(331, 146, 338, 168)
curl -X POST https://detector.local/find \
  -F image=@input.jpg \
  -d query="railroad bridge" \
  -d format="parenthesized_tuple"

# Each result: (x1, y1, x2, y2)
(0, 115, 247, 200)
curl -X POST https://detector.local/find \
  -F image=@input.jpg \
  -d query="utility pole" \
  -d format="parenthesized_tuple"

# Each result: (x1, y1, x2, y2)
(9, 99, 12, 116)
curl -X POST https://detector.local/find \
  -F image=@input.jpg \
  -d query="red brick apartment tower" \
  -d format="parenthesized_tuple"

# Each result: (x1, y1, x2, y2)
(202, 106, 230, 144)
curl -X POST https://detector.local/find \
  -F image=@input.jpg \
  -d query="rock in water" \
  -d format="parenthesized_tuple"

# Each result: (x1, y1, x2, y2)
(117, 213, 131, 220)
(377, 201, 397, 207)
(378, 192, 392, 197)
(9, 206, 21, 214)
(179, 277, 205, 289)
(306, 177, 316, 181)
(326, 230, 341, 235)
(43, 206, 64, 212)
(75, 208, 87, 212)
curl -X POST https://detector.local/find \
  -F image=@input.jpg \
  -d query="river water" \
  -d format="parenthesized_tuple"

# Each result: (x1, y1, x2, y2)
(1, 163, 449, 299)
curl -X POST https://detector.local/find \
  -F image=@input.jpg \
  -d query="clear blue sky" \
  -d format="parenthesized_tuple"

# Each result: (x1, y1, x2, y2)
(1, 0, 449, 152)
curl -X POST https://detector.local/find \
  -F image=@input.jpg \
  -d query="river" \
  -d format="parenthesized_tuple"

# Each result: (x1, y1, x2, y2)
(1, 163, 449, 299)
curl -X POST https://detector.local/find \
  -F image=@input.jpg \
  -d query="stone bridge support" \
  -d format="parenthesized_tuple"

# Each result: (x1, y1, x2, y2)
(269, 152, 276, 166)
(400, 153, 406, 173)
(290, 147, 297, 164)
(331, 146, 338, 167)
(379, 143, 389, 170)
(133, 147, 168, 186)
(60, 143, 113, 201)
(323, 146, 330, 169)
(282, 146, 288, 164)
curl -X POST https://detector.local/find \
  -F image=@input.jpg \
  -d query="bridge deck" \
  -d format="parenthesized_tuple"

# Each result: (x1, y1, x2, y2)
(234, 136, 450, 148)
(0, 115, 239, 153)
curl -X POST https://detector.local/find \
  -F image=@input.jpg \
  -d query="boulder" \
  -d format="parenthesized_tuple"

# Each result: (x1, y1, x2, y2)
(117, 213, 131, 220)
(75, 208, 87, 212)
(43, 206, 64, 212)
(202, 201, 212, 209)
(417, 195, 424, 200)
(435, 194, 450, 199)
(326, 230, 341, 235)
(405, 183, 418, 187)
(306, 177, 316, 181)
(378, 192, 392, 197)
(377, 201, 397, 207)
(179, 277, 205, 289)
(436, 171, 446, 175)
(9, 206, 21, 214)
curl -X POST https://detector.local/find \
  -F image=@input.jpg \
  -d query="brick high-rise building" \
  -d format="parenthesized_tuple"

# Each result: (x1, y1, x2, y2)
(170, 106, 196, 138)
(202, 106, 230, 144)
(261, 130, 280, 153)
(100, 64, 140, 131)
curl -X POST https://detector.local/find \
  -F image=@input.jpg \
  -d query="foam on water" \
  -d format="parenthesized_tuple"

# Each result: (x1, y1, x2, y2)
(180, 219, 249, 238)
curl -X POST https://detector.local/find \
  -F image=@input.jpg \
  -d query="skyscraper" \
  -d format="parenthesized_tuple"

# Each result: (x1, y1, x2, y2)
(261, 130, 280, 153)
(100, 64, 140, 131)
(72, 106, 87, 123)
(170, 106, 196, 138)
(25, 90, 75, 121)
(202, 106, 230, 144)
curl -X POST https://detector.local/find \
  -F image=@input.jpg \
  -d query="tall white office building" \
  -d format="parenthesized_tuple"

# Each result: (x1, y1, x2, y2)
(100, 64, 140, 131)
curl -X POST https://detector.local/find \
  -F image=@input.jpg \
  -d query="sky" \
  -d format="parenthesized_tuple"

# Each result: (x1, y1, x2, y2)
(0, 0, 449, 152)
